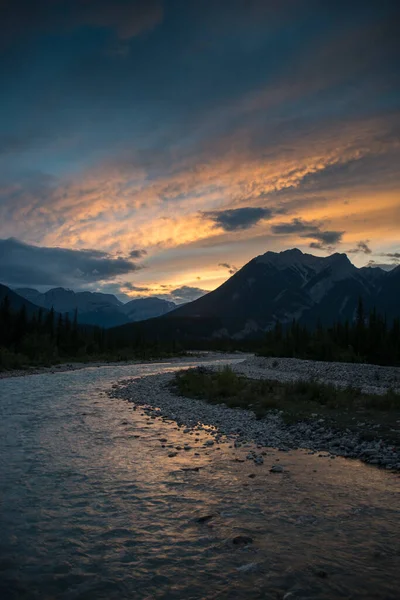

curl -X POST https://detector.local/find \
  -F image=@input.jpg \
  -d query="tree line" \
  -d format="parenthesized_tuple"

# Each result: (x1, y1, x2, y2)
(259, 298, 400, 366)
(1, 295, 399, 370)
(0, 296, 181, 370)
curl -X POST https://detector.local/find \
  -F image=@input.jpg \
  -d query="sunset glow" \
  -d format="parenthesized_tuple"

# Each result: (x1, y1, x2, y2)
(1, 0, 399, 299)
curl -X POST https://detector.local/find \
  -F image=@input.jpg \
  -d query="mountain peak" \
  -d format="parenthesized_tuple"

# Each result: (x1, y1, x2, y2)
(256, 247, 327, 271)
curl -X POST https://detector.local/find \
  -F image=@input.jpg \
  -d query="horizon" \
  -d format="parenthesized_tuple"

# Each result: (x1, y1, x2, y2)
(5, 246, 399, 304)
(1, 0, 399, 300)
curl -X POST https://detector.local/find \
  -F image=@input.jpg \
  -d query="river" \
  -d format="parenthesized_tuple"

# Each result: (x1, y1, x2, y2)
(0, 358, 399, 599)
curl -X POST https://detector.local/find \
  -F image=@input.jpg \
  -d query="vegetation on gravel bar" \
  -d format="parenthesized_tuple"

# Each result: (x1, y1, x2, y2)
(172, 366, 400, 445)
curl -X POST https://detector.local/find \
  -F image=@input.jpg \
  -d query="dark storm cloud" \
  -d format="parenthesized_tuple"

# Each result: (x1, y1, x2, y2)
(0, 238, 142, 288)
(218, 262, 238, 275)
(203, 207, 273, 231)
(271, 218, 344, 251)
(347, 241, 372, 254)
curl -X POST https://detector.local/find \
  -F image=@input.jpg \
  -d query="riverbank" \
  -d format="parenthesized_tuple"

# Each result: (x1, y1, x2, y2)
(110, 356, 400, 471)
(0, 351, 243, 380)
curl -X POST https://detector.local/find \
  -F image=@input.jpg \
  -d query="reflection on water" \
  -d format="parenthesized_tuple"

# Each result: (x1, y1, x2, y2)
(0, 359, 399, 599)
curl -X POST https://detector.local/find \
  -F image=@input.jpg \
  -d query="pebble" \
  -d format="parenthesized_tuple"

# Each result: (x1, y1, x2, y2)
(196, 514, 215, 523)
(232, 535, 254, 545)
(270, 465, 284, 473)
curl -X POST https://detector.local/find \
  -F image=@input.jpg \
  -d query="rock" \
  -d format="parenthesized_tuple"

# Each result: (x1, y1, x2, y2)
(314, 569, 328, 579)
(204, 440, 214, 447)
(168, 452, 178, 457)
(196, 514, 215, 523)
(254, 456, 264, 465)
(181, 467, 201, 472)
(232, 535, 253, 545)
(270, 465, 284, 473)
(248, 473, 256, 478)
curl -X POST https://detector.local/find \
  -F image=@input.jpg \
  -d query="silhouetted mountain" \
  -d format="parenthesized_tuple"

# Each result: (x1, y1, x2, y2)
(159, 249, 399, 338)
(15, 287, 177, 328)
(0, 284, 50, 318)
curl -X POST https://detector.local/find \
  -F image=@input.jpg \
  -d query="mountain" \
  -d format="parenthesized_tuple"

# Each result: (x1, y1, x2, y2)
(15, 287, 177, 328)
(121, 297, 176, 321)
(0, 283, 50, 318)
(159, 249, 399, 338)
(9, 249, 399, 336)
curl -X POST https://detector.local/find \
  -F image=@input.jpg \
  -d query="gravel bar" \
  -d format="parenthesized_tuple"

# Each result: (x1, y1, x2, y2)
(232, 356, 400, 395)
(109, 355, 400, 472)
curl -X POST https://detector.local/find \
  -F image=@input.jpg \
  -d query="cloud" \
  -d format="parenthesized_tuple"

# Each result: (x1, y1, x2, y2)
(78, 0, 164, 39)
(271, 218, 315, 236)
(366, 260, 398, 271)
(129, 249, 147, 258)
(271, 218, 344, 251)
(310, 230, 344, 246)
(0, 0, 164, 48)
(219, 262, 238, 275)
(0, 238, 142, 288)
(379, 252, 400, 261)
(0, 1, 399, 293)
(202, 207, 273, 231)
(378, 252, 400, 266)
(346, 240, 372, 255)
(123, 282, 151, 292)
(168, 286, 207, 303)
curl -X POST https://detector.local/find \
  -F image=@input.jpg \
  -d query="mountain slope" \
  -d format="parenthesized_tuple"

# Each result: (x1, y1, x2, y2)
(164, 249, 398, 337)
(0, 284, 50, 318)
(15, 287, 177, 328)
(121, 297, 176, 321)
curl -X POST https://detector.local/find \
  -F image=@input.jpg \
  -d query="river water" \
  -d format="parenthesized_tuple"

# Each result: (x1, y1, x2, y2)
(0, 358, 399, 600)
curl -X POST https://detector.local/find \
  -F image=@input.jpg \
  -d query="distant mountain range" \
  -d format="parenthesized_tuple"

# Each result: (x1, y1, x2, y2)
(0, 283, 52, 319)
(13, 287, 177, 328)
(2, 249, 399, 336)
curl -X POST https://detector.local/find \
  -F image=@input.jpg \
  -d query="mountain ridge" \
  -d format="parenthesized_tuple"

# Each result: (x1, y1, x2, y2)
(163, 248, 400, 337)
(14, 287, 177, 328)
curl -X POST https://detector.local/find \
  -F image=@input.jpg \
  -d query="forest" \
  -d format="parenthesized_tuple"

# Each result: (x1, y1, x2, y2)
(259, 298, 400, 366)
(0, 296, 181, 370)
(0, 295, 399, 370)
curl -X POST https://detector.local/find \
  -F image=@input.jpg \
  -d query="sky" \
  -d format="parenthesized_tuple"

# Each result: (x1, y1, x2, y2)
(0, 0, 399, 302)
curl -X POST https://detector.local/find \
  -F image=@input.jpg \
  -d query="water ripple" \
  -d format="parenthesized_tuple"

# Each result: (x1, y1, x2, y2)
(1, 359, 400, 599)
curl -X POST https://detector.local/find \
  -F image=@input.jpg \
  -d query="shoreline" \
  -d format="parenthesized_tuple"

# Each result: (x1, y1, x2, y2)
(109, 357, 400, 472)
(0, 351, 244, 380)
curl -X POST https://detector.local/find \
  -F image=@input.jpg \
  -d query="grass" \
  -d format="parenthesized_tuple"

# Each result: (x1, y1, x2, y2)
(172, 366, 400, 445)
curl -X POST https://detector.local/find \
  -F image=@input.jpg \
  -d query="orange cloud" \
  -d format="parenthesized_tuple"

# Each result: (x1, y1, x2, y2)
(1, 112, 398, 290)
